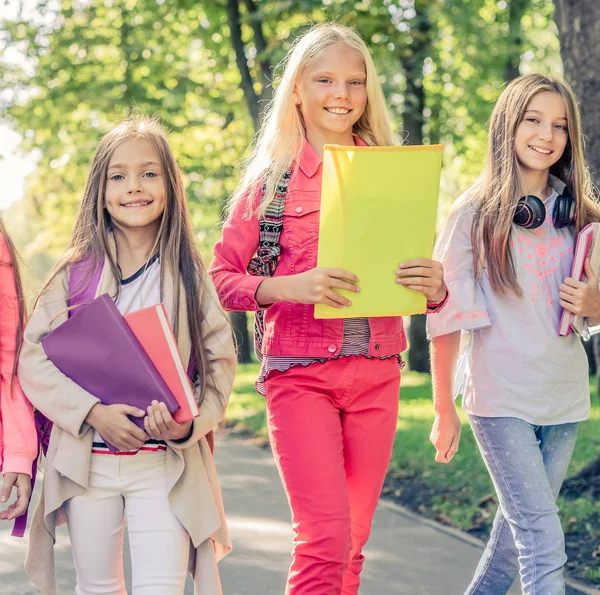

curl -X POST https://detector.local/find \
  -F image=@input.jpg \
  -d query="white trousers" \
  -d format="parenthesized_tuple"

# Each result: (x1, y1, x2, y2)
(63, 451, 192, 595)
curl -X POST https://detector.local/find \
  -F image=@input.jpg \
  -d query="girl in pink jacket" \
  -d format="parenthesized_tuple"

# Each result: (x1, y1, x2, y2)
(0, 221, 36, 526)
(210, 23, 447, 595)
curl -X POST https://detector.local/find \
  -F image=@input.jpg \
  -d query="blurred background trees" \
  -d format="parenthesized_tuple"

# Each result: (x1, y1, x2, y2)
(1, 0, 567, 366)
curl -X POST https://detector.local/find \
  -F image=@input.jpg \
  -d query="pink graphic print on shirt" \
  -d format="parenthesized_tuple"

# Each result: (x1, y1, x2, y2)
(514, 226, 572, 305)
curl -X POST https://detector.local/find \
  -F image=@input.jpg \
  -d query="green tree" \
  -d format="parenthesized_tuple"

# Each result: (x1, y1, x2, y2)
(1, 0, 561, 367)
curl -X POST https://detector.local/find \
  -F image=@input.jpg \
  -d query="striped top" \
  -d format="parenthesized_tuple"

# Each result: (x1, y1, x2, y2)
(255, 317, 404, 395)
(92, 255, 167, 455)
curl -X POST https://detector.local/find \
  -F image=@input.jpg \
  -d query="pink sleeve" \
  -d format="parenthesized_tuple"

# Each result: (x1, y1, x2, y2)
(208, 188, 268, 312)
(0, 236, 36, 476)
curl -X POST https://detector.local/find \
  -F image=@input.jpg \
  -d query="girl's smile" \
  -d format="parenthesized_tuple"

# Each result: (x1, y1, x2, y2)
(528, 145, 552, 155)
(121, 199, 154, 208)
(325, 107, 352, 115)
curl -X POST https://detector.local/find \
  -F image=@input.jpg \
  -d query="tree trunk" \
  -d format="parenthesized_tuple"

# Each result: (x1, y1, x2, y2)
(553, 0, 600, 475)
(553, 0, 600, 184)
(226, 0, 261, 130)
(120, 6, 135, 105)
(230, 311, 252, 364)
(399, 2, 432, 373)
(225, 0, 274, 363)
(242, 0, 273, 109)
(504, 0, 529, 81)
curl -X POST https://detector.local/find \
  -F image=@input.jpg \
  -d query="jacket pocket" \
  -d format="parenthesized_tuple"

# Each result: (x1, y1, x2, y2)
(283, 197, 321, 250)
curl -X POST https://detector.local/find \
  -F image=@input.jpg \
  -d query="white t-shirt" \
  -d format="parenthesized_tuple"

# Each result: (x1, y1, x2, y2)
(427, 177, 589, 425)
(92, 255, 164, 451)
(115, 254, 161, 315)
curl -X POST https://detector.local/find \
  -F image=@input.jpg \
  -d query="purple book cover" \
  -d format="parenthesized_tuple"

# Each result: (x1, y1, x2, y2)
(41, 293, 180, 451)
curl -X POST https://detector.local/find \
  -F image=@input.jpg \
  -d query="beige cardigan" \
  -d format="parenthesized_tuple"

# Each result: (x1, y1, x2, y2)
(18, 254, 236, 594)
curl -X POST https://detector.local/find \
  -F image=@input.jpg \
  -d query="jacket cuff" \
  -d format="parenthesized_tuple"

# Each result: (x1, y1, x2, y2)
(2, 454, 35, 477)
(72, 398, 102, 438)
(237, 275, 269, 311)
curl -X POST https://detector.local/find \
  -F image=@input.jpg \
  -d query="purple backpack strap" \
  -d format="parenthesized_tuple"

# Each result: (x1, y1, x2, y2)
(12, 259, 103, 537)
(68, 259, 103, 316)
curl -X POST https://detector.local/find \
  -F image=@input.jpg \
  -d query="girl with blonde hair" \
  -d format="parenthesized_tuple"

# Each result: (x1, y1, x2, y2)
(19, 115, 235, 594)
(428, 74, 600, 594)
(210, 23, 447, 594)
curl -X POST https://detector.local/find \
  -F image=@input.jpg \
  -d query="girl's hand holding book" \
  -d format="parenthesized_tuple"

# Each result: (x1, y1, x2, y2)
(0, 473, 31, 520)
(395, 258, 446, 303)
(256, 267, 360, 309)
(559, 258, 600, 318)
(85, 403, 149, 451)
(145, 401, 193, 442)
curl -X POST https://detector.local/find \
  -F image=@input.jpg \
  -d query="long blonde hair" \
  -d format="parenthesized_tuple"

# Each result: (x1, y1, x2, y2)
(37, 115, 214, 407)
(469, 74, 600, 296)
(230, 22, 395, 216)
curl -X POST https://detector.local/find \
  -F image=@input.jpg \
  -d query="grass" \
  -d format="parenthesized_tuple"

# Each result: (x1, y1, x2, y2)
(226, 362, 600, 585)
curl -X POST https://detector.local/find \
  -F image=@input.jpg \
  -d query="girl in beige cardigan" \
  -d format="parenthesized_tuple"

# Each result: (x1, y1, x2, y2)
(18, 116, 235, 595)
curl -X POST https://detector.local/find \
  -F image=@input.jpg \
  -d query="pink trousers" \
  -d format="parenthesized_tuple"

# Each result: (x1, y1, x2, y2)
(264, 355, 400, 595)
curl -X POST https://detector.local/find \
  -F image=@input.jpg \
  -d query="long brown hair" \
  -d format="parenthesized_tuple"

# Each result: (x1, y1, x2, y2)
(469, 74, 600, 296)
(37, 115, 215, 407)
(0, 217, 27, 391)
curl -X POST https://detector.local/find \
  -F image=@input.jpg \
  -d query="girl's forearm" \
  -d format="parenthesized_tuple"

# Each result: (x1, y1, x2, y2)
(430, 331, 461, 413)
(255, 276, 293, 307)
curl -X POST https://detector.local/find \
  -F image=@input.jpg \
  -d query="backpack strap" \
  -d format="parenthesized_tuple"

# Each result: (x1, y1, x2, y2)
(246, 169, 292, 361)
(68, 259, 103, 316)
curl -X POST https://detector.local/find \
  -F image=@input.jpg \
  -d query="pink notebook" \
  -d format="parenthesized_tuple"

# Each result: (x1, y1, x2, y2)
(558, 223, 596, 336)
(125, 304, 199, 423)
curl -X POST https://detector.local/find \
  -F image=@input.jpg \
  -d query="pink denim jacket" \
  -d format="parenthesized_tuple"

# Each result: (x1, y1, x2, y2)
(209, 139, 410, 358)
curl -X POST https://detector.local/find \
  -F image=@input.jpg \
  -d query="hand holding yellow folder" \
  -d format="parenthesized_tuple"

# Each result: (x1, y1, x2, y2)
(315, 144, 443, 319)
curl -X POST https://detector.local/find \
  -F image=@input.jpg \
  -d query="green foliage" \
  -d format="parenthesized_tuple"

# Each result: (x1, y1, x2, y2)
(1, 0, 256, 273)
(1, 0, 561, 284)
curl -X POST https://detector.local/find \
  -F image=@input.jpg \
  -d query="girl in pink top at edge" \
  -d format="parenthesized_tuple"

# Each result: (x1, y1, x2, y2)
(0, 219, 36, 526)
(209, 23, 447, 595)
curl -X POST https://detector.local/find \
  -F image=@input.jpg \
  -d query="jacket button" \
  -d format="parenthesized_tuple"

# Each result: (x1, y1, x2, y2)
(295, 206, 303, 214)
(243, 297, 252, 307)
(327, 344, 337, 353)
(375, 344, 381, 350)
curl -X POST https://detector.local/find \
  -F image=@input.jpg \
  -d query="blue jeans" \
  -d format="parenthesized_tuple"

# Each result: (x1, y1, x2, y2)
(465, 416, 578, 595)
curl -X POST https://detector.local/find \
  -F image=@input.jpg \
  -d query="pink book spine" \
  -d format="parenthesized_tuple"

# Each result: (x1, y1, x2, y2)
(558, 225, 594, 336)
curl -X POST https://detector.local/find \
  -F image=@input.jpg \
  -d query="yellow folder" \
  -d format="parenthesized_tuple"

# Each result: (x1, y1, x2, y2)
(315, 144, 443, 319)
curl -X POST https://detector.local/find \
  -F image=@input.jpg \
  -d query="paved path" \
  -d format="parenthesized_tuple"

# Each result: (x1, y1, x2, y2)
(0, 436, 596, 594)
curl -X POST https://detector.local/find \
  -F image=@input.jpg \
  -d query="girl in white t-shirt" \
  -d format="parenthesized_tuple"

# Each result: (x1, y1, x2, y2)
(427, 74, 600, 595)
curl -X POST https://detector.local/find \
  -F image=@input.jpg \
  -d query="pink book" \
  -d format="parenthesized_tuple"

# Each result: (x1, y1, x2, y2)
(558, 223, 596, 336)
(125, 304, 199, 423)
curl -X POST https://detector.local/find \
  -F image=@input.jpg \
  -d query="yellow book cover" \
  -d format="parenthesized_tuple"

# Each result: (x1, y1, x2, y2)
(315, 144, 443, 319)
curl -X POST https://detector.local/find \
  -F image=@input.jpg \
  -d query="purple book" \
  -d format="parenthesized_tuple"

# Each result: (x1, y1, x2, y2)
(41, 293, 180, 451)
